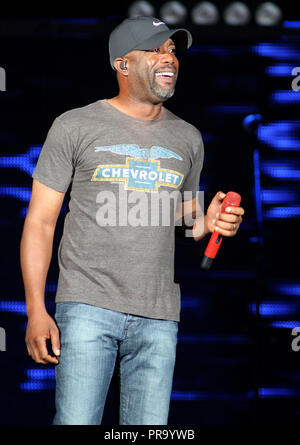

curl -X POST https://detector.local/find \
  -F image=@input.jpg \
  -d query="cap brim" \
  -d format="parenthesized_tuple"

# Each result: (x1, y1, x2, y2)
(132, 28, 192, 53)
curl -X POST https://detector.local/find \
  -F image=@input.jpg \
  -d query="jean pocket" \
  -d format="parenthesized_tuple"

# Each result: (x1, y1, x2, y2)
(54, 302, 79, 320)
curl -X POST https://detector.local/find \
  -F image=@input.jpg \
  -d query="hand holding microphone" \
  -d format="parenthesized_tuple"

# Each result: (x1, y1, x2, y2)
(201, 191, 244, 269)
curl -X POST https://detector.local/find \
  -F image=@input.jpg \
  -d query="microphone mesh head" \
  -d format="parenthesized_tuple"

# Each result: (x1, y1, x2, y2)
(221, 192, 241, 213)
(223, 191, 241, 207)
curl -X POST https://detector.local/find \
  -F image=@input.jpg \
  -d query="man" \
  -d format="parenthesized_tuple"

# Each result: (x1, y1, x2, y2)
(20, 16, 244, 425)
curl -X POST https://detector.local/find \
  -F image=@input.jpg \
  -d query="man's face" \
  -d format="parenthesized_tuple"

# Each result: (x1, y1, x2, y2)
(127, 38, 179, 102)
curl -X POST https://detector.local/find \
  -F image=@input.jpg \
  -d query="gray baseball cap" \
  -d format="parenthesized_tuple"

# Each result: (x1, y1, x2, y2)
(109, 16, 192, 70)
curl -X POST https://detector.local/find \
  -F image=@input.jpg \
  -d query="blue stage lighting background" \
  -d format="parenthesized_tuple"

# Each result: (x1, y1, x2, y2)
(0, 8, 299, 425)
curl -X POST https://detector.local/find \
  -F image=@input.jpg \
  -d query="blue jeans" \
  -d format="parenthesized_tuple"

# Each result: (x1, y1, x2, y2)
(53, 302, 178, 425)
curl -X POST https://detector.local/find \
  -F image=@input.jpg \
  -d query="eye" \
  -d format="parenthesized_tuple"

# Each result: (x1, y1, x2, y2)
(146, 47, 176, 54)
(145, 48, 160, 53)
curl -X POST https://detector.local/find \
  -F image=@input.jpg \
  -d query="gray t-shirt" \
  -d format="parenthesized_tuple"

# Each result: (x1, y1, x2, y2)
(32, 99, 204, 321)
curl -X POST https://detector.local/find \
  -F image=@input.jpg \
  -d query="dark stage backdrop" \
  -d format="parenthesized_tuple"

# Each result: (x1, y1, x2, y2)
(0, 3, 299, 425)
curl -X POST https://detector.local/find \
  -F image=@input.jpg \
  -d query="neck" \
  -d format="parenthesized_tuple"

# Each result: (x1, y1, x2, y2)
(107, 93, 163, 120)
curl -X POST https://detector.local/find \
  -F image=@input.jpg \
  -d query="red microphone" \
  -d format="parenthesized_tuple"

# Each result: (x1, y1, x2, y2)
(201, 191, 241, 270)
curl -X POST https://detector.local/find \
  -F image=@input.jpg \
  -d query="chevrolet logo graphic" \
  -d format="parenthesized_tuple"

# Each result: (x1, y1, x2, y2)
(91, 157, 184, 192)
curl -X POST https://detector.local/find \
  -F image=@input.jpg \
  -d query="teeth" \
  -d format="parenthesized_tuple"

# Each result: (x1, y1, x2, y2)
(155, 72, 174, 77)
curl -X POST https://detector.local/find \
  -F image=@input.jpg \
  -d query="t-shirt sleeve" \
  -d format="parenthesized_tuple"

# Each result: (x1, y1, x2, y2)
(32, 117, 75, 192)
(181, 131, 204, 200)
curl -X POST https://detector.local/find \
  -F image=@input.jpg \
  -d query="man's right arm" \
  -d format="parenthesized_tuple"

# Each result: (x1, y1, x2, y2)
(20, 179, 65, 364)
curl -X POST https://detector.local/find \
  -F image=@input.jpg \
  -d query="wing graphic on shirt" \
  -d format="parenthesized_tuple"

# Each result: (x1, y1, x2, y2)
(94, 144, 182, 161)
(149, 146, 182, 160)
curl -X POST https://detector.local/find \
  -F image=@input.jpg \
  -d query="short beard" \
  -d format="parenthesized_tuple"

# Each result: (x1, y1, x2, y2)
(149, 76, 176, 100)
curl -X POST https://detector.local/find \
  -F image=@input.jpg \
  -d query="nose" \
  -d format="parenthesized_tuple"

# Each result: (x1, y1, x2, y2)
(160, 49, 176, 65)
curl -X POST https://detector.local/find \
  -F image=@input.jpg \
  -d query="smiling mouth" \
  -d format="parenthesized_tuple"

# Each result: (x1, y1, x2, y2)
(155, 72, 176, 84)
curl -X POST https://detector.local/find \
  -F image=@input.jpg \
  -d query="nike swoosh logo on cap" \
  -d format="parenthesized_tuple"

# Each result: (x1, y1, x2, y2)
(153, 20, 165, 26)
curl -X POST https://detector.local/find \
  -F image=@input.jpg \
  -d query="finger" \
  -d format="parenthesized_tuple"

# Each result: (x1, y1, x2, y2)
(29, 344, 46, 364)
(50, 327, 61, 358)
(25, 338, 39, 362)
(32, 351, 48, 365)
(31, 340, 49, 364)
(216, 191, 226, 201)
(218, 213, 240, 223)
(218, 215, 243, 227)
(34, 337, 59, 365)
(215, 225, 236, 237)
(215, 219, 236, 232)
(225, 206, 245, 216)
(26, 343, 34, 360)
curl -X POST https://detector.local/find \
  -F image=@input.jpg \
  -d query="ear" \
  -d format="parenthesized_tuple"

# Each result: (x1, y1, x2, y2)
(113, 58, 128, 76)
